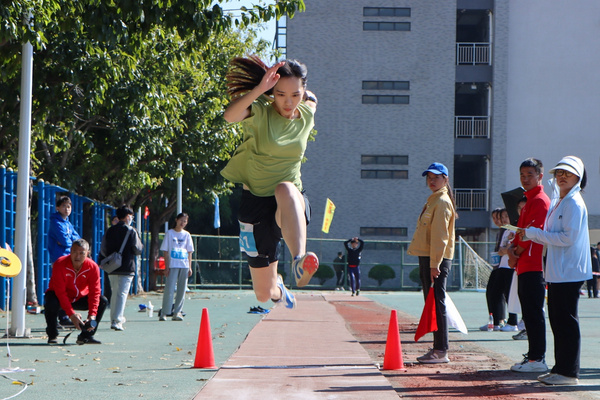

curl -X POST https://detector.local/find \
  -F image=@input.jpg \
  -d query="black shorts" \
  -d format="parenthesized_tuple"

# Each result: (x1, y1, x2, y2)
(238, 189, 311, 268)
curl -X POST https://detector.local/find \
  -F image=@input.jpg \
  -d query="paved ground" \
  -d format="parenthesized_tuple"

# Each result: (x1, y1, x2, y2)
(0, 289, 598, 399)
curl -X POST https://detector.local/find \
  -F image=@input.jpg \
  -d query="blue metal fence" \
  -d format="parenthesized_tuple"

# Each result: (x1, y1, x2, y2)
(0, 167, 17, 307)
(1, 166, 118, 306)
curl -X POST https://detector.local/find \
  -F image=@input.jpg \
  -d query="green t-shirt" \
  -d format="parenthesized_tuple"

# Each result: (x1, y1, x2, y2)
(221, 96, 315, 197)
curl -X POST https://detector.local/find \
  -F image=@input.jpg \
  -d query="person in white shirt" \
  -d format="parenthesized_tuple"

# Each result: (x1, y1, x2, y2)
(159, 213, 194, 321)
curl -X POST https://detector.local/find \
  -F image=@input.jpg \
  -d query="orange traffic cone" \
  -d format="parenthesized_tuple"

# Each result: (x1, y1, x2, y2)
(383, 309, 406, 370)
(193, 308, 217, 369)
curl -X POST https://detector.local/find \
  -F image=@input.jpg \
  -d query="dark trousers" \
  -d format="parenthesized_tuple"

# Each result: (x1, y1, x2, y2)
(334, 267, 345, 287)
(548, 281, 583, 378)
(348, 265, 361, 292)
(486, 269, 504, 325)
(45, 290, 107, 339)
(419, 257, 451, 351)
(586, 276, 598, 298)
(517, 271, 546, 361)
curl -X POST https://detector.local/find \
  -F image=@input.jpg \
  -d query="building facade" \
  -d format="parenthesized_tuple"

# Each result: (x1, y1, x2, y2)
(279, 0, 600, 244)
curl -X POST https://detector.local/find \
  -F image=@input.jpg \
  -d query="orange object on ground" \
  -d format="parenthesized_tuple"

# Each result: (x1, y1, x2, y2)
(193, 308, 217, 369)
(383, 309, 406, 370)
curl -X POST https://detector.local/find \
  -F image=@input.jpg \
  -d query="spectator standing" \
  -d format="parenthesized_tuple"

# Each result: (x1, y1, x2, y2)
(332, 251, 346, 290)
(480, 208, 506, 331)
(45, 239, 107, 345)
(587, 247, 599, 298)
(344, 237, 364, 296)
(99, 206, 143, 331)
(48, 195, 81, 264)
(508, 158, 550, 373)
(519, 156, 591, 385)
(496, 209, 520, 331)
(407, 162, 457, 364)
(48, 195, 81, 326)
(159, 213, 194, 321)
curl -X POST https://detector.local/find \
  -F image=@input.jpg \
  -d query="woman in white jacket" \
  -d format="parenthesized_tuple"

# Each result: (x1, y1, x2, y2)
(518, 155, 591, 386)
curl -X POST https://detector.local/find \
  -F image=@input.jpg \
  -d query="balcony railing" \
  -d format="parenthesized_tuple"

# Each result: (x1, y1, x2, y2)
(454, 189, 488, 211)
(455, 116, 490, 138)
(456, 42, 491, 65)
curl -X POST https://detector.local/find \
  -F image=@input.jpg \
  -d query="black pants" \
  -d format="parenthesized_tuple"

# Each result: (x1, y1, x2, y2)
(486, 269, 504, 325)
(45, 290, 107, 339)
(497, 268, 519, 326)
(334, 267, 345, 286)
(419, 257, 451, 351)
(517, 271, 546, 361)
(586, 276, 598, 298)
(548, 281, 583, 378)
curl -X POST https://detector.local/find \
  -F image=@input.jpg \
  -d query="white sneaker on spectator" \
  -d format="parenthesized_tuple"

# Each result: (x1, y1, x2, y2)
(510, 355, 548, 372)
(501, 324, 519, 332)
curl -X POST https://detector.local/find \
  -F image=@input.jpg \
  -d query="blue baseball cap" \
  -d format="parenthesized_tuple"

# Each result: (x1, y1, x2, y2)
(422, 162, 449, 177)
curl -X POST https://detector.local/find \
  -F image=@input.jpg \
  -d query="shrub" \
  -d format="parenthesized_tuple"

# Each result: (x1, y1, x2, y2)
(368, 264, 396, 286)
(313, 264, 335, 285)
(409, 267, 421, 286)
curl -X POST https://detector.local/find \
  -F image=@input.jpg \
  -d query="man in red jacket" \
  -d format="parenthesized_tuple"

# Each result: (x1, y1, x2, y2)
(45, 239, 107, 344)
(508, 158, 550, 373)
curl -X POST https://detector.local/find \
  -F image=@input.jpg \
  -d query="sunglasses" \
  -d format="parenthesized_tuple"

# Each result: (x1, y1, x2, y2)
(554, 169, 574, 178)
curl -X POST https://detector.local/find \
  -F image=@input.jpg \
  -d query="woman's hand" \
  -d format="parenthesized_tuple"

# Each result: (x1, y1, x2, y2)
(430, 267, 440, 280)
(257, 61, 286, 94)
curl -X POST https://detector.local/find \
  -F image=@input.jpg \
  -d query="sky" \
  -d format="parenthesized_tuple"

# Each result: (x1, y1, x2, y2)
(219, 0, 277, 44)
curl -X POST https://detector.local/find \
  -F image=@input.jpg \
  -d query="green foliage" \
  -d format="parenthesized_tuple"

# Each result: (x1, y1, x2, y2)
(409, 267, 421, 286)
(368, 264, 396, 286)
(313, 264, 334, 285)
(0, 1, 306, 290)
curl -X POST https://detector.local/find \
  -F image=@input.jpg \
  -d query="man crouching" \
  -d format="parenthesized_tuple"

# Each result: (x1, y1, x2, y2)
(45, 239, 107, 345)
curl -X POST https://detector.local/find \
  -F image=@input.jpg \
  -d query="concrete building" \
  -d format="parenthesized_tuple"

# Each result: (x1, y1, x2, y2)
(278, 0, 600, 245)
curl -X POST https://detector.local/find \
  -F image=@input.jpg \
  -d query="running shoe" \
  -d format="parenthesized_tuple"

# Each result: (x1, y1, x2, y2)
(292, 252, 319, 287)
(510, 355, 547, 372)
(172, 312, 184, 321)
(538, 373, 578, 385)
(512, 329, 528, 340)
(276, 275, 296, 309)
(417, 349, 449, 364)
(500, 324, 519, 332)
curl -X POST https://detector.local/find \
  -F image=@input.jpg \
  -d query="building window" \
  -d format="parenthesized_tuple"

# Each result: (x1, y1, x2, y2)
(363, 22, 410, 31)
(362, 95, 409, 104)
(363, 7, 411, 17)
(361, 170, 408, 179)
(362, 155, 408, 165)
(362, 81, 409, 90)
(360, 227, 408, 237)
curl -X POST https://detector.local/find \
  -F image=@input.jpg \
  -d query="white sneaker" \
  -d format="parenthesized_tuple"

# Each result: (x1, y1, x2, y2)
(172, 312, 184, 321)
(110, 322, 124, 331)
(500, 324, 519, 332)
(510, 356, 548, 372)
(538, 373, 578, 385)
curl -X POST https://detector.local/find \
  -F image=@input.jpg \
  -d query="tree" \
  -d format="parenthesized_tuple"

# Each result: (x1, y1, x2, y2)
(368, 264, 396, 286)
(313, 264, 335, 285)
(0, 1, 306, 290)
